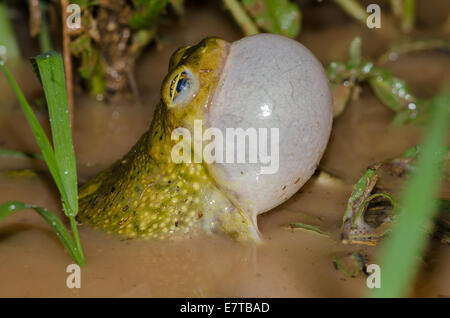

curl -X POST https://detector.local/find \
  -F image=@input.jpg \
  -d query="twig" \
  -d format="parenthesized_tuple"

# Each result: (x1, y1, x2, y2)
(61, 0, 74, 128)
(222, 0, 259, 36)
(29, 0, 42, 38)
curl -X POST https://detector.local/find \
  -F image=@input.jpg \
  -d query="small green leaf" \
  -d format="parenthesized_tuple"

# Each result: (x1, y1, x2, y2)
(242, 0, 301, 38)
(401, 145, 421, 159)
(333, 252, 366, 278)
(129, 0, 168, 30)
(367, 67, 415, 112)
(283, 222, 330, 237)
(0, 201, 84, 265)
(343, 167, 378, 224)
(31, 51, 78, 217)
(348, 37, 362, 67)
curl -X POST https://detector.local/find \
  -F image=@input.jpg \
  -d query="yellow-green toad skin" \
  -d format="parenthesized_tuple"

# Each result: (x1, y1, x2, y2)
(79, 34, 334, 243)
(78, 38, 260, 242)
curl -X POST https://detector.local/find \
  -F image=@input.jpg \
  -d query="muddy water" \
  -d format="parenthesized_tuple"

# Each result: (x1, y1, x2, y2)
(0, 2, 449, 297)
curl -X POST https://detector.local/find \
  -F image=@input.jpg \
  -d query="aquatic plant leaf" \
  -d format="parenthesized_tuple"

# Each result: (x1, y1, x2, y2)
(332, 0, 368, 25)
(0, 148, 44, 160)
(0, 201, 84, 265)
(69, 33, 105, 96)
(401, 145, 421, 159)
(129, 0, 168, 30)
(342, 167, 379, 224)
(326, 37, 441, 125)
(0, 169, 39, 178)
(341, 164, 396, 245)
(370, 90, 450, 297)
(0, 62, 66, 207)
(348, 37, 362, 67)
(377, 38, 450, 64)
(242, 0, 301, 38)
(283, 222, 330, 237)
(333, 252, 366, 278)
(330, 82, 352, 117)
(31, 51, 78, 217)
(367, 67, 415, 112)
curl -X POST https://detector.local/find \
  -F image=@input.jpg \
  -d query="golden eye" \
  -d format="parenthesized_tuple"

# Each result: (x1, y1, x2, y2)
(163, 67, 198, 107)
(169, 71, 188, 102)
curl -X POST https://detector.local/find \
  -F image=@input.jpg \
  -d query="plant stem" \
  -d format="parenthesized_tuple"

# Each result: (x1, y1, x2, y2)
(39, 1, 52, 52)
(390, 0, 403, 19)
(223, 0, 259, 36)
(402, 0, 415, 33)
(70, 216, 85, 265)
(61, 0, 74, 128)
(333, 0, 368, 25)
(0, 3, 21, 63)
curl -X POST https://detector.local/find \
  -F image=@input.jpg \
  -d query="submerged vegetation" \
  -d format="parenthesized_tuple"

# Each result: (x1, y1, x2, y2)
(0, 0, 448, 297)
(328, 37, 450, 125)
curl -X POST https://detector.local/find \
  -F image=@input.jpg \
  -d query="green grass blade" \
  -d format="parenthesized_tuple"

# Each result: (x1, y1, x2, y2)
(1, 54, 84, 265)
(0, 3, 20, 62)
(283, 222, 330, 237)
(31, 51, 78, 217)
(332, 0, 368, 25)
(39, 1, 53, 52)
(0, 201, 84, 265)
(369, 91, 449, 298)
(402, 0, 416, 33)
(0, 148, 44, 160)
(0, 62, 66, 200)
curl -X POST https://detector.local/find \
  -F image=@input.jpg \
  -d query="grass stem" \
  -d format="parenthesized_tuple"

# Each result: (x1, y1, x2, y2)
(61, 0, 74, 128)
(333, 0, 368, 25)
(0, 3, 21, 63)
(223, 0, 259, 36)
(39, 1, 53, 52)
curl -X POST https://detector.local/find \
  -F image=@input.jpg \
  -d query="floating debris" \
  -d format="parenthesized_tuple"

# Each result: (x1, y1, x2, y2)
(283, 222, 330, 237)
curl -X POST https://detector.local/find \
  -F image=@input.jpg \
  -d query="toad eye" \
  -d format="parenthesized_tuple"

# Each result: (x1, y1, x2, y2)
(163, 67, 199, 107)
